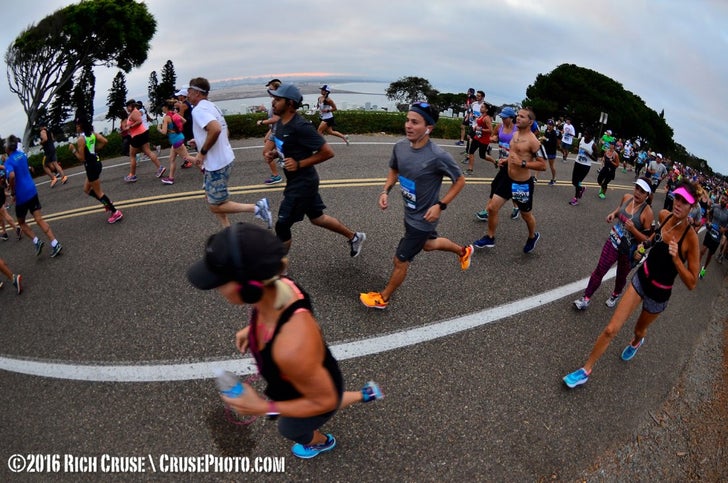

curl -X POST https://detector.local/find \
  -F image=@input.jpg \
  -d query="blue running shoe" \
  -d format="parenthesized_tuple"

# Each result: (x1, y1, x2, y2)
(563, 368, 590, 388)
(34, 239, 45, 256)
(291, 434, 336, 459)
(50, 242, 63, 258)
(473, 235, 495, 249)
(361, 381, 383, 402)
(254, 198, 273, 229)
(523, 232, 541, 254)
(621, 338, 644, 361)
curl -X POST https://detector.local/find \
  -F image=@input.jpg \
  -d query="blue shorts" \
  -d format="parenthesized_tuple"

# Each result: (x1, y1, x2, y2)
(204, 164, 232, 205)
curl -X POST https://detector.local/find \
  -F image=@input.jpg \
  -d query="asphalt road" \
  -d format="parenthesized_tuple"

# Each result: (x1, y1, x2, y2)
(0, 135, 724, 481)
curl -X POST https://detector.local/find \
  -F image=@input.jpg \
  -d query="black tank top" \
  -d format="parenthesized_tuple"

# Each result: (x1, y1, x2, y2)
(248, 282, 343, 402)
(637, 214, 690, 302)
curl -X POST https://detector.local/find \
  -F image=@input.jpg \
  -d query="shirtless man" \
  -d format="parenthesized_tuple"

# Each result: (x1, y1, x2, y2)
(473, 107, 546, 253)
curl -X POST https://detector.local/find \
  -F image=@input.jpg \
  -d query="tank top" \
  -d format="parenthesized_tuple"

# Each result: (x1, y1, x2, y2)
(81, 133, 99, 165)
(576, 139, 596, 166)
(248, 280, 344, 402)
(609, 197, 648, 249)
(129, 109, 147, 137)
(637, 214, 690, 302)
(318, 97, 333, 120)
(497, 124, 515, 159)
(41, 130, 56, 156)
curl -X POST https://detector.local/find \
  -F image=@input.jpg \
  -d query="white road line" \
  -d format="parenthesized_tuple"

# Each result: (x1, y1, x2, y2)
(0, 270, 615, 382)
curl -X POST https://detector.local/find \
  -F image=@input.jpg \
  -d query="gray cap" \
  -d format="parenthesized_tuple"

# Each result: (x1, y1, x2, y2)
(267, 84, 303, 105)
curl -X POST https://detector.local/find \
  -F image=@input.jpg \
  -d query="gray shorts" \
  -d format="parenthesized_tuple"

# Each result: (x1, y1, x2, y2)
(631, 274, 669, 314)
(204, 164, 232, 205)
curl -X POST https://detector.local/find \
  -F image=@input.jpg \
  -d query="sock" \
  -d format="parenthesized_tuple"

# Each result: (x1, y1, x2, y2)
(33, 236, 39, 244)
(100, 195, 116, 213)
(51, 239, 58, 248)
(88, 189, 100, 200)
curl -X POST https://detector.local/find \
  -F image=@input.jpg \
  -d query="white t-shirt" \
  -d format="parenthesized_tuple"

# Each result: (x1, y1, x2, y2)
(561, 123, 575, 144)
(192, 99, 235, 171)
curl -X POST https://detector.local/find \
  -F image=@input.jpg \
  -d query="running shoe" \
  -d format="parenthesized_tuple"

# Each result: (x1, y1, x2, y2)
(161, 177, 174, 185)
(455, 141, 464, 146)
(181, 160, 193, 169)
(349, 232, 366, 257)
(473, 235, 495, 249)
(56, 172, 62, 178)
(569, 197, 579, 206)
(254, 198, 273, 229)
(15, 227, 21, 240)
(475, 210, 489, 221)
(605, 293, 620, 308)
(50, 177, 58, 188)
(155, 166, 166, 178)
(699, 266, 706, 279)
(61, 175, 68, 184)
(548, 179, 557, 186)
(50, 242, 63, 258)
(573, 296, 590, 310)
(459, 245, 474, 270)
(359, 292, 388, 309)
(108, 210, 124, 224)
(0, 232, 7, 241)
(563, 368, 590, 388)
(461, 158, 469, 164)
(621, 338, 645, 361)
(523, 232, 541, 254)
(155, 145, 162, 158)
(291, 434, 336, 459)
(598, 192, 606, 200)
(578, 186, 586, 198)
(465, 169, 473, 176)
(361, 381, 383, 402)
(34, 239, 45, 256)
(344, 135, 350, 146)
(124, 174, 138, 183)
(263, 175, 283, 185)
(717, 253, 724, 264)
(12, 274, 22, 295)
(511, 207, 520, 220)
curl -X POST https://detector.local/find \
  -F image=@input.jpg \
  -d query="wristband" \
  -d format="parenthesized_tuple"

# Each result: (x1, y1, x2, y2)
(266, 401, 280, 420)
(437, 201, 447, 210)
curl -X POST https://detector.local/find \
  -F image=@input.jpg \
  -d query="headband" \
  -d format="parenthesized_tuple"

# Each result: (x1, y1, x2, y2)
(409, 105, 436, 126)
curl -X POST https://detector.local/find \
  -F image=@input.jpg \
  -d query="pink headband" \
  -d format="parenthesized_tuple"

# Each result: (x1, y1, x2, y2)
(672, 187, 695, 205)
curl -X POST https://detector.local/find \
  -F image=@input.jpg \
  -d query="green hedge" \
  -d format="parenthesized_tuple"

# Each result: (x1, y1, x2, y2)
(25, 112, 465, 175)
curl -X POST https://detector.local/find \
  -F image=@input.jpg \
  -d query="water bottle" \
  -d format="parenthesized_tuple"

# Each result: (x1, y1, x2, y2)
(215, 369, 244, 398)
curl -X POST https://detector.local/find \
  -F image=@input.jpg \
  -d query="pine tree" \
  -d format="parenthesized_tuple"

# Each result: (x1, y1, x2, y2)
(106, 71, 128, 131)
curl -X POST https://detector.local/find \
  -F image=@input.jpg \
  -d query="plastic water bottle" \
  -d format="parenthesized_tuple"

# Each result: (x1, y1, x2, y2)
(215, 369, 244, 398)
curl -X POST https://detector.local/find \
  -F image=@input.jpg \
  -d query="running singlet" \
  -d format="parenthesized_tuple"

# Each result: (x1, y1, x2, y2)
(576, 139, 595, 166)
(497, 125, 515, 159)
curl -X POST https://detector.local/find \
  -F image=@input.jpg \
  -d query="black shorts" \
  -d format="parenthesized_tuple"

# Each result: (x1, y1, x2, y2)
(278, 192, 326, 225)
(85, 160, 103, 182)
(15, 194, 42, 221)
(130, 131, 150, 149)
(320, 117, 335, 127)
(492, 172, 535, 212)
(43, 150, 57, 166)
(395, 223, 438, 263)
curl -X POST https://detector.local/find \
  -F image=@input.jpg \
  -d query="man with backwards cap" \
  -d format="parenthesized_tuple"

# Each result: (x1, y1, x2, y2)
(264, 83, 365, 257)
(359, 101, 473, 310)
(187, 77, 272, 229)
(187, 223, 382, 459)
(564, 181, 701, 388)
(573, 177, 654, 311)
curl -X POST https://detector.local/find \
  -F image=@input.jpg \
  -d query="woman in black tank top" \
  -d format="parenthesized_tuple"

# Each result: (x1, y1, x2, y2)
(187, 223, 382, 458)
(563, 182, 701, 389)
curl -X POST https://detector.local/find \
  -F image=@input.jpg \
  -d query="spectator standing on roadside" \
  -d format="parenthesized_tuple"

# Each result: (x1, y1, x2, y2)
(564, 181, 701, 388)
(316, 85, 349, 145)
(4, 135, 63, 258)
(265, 83, 365, 256)
(359, 102, 472, 310)
(187, 77, 272, 229)
(187, 223, 382, 459)
(256, 78, 283, 185)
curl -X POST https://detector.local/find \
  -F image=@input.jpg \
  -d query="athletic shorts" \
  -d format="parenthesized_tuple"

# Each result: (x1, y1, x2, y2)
(561, 142, 572, 151)
(43, 150, 57, 165)
(15, 194, 42, 221)
(277, 192, 326, 225)
(395, 223, 438, 263)
(204, 164, 232, 205)
(85, 160, 102, 182)
(320, 117, 335, 127)
(130, 131, 150, 149)
(492, 173, 535, 212)
(631, 274, 669, 314)
(703, 230, 721, 253)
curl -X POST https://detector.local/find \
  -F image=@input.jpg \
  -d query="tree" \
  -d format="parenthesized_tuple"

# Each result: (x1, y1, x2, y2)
(72, 64, 96, 124)
(147, 71, 160, 118)
(106, 71, 128, 131)
(5, 0, 156, 148)
(158, 60, 177, 106)
(386, 76, 439, 105)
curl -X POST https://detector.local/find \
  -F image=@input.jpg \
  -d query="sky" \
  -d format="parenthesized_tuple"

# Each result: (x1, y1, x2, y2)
(1, 0, 727, 173)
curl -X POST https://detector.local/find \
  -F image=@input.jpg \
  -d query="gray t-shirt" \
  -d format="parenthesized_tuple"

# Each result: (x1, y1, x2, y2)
(389, 139, 462, 231)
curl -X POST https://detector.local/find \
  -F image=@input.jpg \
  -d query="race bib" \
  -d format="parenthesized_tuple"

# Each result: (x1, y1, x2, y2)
(610, 223, 625, 249)
(398, 175, 416, 210)
(511, 183, 529, 204)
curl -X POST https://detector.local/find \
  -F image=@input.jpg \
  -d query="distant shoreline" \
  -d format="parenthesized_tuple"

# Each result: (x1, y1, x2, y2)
(208, 83, 385, 102)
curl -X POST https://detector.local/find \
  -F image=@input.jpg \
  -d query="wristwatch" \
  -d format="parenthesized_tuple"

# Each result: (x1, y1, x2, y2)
(200, 148, 208, 155)
(437, 201, 447, 210)
(521, 160, 527, 168)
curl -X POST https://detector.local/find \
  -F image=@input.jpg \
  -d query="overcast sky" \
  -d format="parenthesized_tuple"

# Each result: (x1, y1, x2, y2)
(1, 0, 726, 173)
